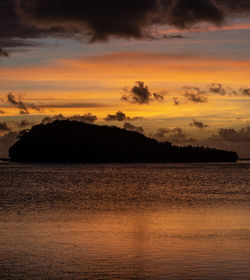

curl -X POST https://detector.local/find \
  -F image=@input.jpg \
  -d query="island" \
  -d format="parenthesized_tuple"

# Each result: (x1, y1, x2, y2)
(9, 120, 238, 163)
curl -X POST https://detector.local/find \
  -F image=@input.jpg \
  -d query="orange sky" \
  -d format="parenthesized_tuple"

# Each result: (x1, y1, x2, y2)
(0, 20, 250, 156)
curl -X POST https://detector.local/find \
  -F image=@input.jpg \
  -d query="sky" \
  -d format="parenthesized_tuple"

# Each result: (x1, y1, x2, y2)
(0, 0, 250, 157)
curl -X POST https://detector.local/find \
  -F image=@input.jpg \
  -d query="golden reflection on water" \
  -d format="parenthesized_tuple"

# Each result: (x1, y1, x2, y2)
(1, 163, 250, 279)
(1, 206, 250, 279)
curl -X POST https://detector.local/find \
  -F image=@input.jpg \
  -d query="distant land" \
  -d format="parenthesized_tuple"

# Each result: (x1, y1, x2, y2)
(9, 120, 238, 163)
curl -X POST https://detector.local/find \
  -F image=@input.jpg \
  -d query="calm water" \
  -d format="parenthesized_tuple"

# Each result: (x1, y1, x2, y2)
(1, 162, 250, 280)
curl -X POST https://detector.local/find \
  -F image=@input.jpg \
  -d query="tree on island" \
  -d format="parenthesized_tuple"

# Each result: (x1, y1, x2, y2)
(9, 120, 238, 163)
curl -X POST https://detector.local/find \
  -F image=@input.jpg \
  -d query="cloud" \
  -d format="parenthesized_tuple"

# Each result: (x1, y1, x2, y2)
(162, 34, 185, 39)
(170, 128, 197, 144)
(0, 1, 61, 55)
(172, 84, 250, 106)
(209, 83, 250, 97)
(190, 119, 209, 129)
(183, 87, 208, 103)
(6, 93, 41, 114)
(0, 131, 18, 157)
(209, 83, 226, 95)
(217, 127, 250, 143)
(0, 0, 250, 54)
(151, 127, 197, 145)
(149, 124, 250, 157)
(42, 113, 97, 124)
(151, 125, 250, 157)
(173, 97, 181, 106)
(2, 93, 109, 114)
(0, 48, 8, 57)
(123, 122, 144, 134)
(0, 110, 5, 114)
(122, 81, 166, 104)
(104, 111, 127, 121)
(16, 0, 158, 42)
(0, 39, 41, 56)
(104, 111, 142, 122)
(17, 120, 34, 128)
(167, 127, 188, 143)
(200, 125, 250, 157)
(150, 128, 171, 140)
(208, 83, 238, 96)
(15, 0, 250, 41)
(0, 119, 33, 133)
(41, 102, 106, 109)
(0, 122, 10, 132)
(241, 88, 250, 97)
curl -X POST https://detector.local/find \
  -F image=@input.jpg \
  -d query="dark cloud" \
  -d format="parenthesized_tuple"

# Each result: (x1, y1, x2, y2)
(0, 0, 250, 54)
(0, 122, 10, 132)
(165, 0, 224, 28)
(0, 1, 64, 55)
(183, 87, 208, 103)
(0, 0, 248, 57)
(6, 93, 41, 114)
(104, 111, 142, 122)
(15, 0, 250, 40)
(122, 81, 166, 104)
(123, 122, 144, 134)
(16, 0, 158, 42)
(190, 119, 209, 129)
(42, 113, 97, 124)
(0, 110, 5, 114)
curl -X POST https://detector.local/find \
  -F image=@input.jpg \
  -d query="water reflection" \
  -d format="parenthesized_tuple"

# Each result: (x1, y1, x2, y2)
(1, 163, 250, 279)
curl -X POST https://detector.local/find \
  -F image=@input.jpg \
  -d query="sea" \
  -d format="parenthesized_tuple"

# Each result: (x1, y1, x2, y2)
(1, 161, 250, 280)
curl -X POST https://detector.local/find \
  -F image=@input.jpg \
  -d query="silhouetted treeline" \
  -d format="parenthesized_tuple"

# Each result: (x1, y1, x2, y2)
(9, 120, 238, 163)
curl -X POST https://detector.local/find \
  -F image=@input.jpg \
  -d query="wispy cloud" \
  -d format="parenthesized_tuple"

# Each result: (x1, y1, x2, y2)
(6, 93, 41, 114)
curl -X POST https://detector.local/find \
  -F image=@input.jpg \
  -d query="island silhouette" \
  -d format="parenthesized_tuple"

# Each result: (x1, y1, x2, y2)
(9, 120, 238, 163)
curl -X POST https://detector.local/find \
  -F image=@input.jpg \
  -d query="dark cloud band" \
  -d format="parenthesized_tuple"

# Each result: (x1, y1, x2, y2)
(1, 0, 250, 54)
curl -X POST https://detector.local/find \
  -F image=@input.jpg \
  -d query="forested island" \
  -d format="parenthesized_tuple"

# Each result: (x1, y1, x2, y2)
(9, 120, 238, 163)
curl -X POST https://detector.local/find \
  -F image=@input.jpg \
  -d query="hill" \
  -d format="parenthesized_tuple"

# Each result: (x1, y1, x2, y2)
(9, 120, 238, 163)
